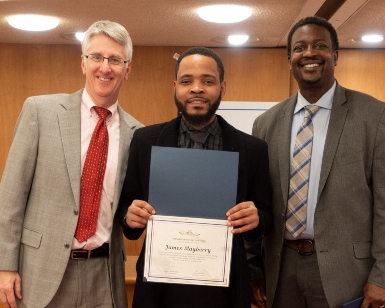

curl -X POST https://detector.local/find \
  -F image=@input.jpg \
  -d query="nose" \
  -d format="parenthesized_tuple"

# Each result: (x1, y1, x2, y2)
(304, 45, 317, 57)
(99, 58, 112, 72)
(190, 83, 204, 93)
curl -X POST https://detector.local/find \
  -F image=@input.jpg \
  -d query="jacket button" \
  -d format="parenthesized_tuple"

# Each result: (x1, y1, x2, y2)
(74, 209, 78, 215)
(64, 243, 70, 249)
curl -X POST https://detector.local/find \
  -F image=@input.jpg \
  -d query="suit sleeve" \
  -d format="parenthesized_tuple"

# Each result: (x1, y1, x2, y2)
(368, 109, 385, 288)
(0, 98, 39, 270)
(242, 136, 272, 280)
(245, 135, 273, 239)
(250, 115, 272, 237)
(243, 117, 272, 279)
(117, 129, 147, 240)
(252, 115, 265, 140)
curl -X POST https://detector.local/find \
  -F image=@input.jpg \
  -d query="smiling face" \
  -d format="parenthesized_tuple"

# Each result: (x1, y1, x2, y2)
(174, 54, 226, 130)
(289, 24, 338, 96)
(81, 34, 131, 108)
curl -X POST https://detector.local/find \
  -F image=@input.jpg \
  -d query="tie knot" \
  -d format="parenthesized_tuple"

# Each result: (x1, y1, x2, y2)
(304, 105, 320, 119)
(94, 107, 111, 120)
(188, 131, 210, 149)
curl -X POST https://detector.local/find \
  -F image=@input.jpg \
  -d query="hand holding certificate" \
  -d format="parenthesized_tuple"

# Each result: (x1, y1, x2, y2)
(144, 215, 233, 286)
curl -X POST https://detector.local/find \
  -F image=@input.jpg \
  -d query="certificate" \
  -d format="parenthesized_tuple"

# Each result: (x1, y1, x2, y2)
(144, 215, 233, 287)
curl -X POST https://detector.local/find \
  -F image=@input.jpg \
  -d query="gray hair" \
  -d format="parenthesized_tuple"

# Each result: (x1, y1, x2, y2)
(81, 20, 133, 62)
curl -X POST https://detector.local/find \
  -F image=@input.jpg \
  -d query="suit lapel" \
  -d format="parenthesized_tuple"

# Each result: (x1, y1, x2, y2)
(219, 115, 242, 153)
(317, 84, 348, 200)
(278, 97, 297, 205)
(58, 90, 83, 209)
(58, 94, 141, 214)
(155, 117, 180, 147)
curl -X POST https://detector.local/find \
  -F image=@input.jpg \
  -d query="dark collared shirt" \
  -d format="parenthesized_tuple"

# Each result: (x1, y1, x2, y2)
(178, 116, 223, 150)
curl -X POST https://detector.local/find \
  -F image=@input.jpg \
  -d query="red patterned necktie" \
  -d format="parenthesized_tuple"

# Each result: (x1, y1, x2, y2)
(75, 106, 111, 243)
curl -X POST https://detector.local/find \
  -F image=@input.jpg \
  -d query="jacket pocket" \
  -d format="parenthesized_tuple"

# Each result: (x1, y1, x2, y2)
(337, 151, 364, 166)
(21, 227, 42, 248)
(353, 242, 372, 259)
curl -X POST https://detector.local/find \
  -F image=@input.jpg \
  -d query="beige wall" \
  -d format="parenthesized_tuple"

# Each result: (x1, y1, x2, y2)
(1, 44, 385, 256)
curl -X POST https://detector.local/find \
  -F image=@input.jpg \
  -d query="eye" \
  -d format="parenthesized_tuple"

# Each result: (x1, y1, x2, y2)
(314, 43, 327, 49)
(180, 79, 191, 85)
(92, 54, 102, 61)
(293, 45, 304, 52)
(203, 80, 215, 85)
(110, 57, 121, 65)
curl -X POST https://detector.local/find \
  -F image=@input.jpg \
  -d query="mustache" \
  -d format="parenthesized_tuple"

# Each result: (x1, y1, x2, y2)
(299, 57, 324, 63)
(186, 96, 206, 100)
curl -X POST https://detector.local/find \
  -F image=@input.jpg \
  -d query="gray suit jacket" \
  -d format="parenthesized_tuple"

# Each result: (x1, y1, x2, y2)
(0, 89, 143, 308)
(252, 83, 385, 308)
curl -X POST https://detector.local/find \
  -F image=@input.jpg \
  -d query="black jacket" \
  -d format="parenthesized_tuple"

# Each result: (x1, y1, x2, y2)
(118, 115, 272, 308)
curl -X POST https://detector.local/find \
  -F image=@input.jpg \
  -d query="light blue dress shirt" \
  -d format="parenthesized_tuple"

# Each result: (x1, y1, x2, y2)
(284, 81, 336, 240)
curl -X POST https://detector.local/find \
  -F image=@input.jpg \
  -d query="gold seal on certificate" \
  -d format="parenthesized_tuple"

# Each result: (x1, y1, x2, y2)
(144, 215, 233, 286)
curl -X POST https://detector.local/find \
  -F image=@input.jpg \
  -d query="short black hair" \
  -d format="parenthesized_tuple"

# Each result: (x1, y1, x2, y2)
(175, 47, 225, 82)
(287, 16, 339, 56)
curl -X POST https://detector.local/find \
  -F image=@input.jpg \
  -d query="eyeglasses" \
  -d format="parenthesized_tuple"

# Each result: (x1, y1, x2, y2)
(84, 54, 128, 67)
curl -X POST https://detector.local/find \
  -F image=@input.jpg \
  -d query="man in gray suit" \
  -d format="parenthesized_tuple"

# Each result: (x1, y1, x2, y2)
(252, 16, 385, 308)
(0, 20, 142, 308)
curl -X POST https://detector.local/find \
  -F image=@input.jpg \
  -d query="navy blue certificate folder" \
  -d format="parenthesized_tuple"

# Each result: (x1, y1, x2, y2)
(148, 146, 239, 219)
(341, 296, 364, 308)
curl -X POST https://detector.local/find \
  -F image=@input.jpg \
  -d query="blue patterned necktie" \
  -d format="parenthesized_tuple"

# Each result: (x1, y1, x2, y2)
(286, 105, 320, 238)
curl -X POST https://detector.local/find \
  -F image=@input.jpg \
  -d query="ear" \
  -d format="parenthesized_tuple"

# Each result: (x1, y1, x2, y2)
(81, 55, 86, 75)
(333, 50, 339, 66)
(220, 80, 227, 96)
(288, 55, 292, 71)
(124, 62, 132, 80)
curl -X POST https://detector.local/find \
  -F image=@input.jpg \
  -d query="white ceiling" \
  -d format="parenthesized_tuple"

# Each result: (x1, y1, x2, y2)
(0, 0, 384, 49)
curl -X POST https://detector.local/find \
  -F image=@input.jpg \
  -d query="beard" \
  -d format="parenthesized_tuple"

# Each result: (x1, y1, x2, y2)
(300, 74, 322, 85)
(174, 93, 221, 128)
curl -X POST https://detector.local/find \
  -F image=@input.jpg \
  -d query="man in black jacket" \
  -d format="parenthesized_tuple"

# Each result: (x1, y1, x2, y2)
(118, 46, 272, 308)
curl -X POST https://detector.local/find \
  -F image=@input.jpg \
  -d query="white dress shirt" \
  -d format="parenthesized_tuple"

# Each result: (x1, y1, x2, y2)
(284, 81, 336, 240)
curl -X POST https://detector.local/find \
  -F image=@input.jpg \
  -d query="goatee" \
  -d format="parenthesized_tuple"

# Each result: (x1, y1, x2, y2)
(174, 93, 221, 128)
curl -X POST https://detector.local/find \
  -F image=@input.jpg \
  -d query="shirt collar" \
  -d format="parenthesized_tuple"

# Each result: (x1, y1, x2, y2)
(294, 80, 336, 114)
(180, 116, 221, 137)
(81, 89, 118, 121)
